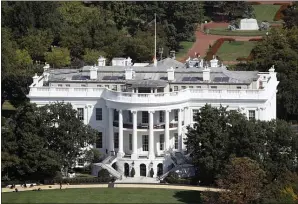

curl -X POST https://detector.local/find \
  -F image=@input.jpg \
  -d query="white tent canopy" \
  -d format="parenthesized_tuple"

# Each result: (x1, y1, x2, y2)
(239, 18, 259, 30)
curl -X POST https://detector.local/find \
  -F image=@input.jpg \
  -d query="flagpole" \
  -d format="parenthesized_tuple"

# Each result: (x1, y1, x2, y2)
(154, 13, 157, 67)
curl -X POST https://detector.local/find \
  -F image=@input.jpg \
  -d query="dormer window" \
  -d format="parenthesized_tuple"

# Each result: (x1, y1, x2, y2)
(66, 84, 70, 87)
(58, 84, 62, 87)
(81, 84, 86, 87)
(97, 85, 102, 87)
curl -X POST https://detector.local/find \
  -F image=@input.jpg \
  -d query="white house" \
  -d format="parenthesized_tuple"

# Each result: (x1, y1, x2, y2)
(28, 56, 279, 179)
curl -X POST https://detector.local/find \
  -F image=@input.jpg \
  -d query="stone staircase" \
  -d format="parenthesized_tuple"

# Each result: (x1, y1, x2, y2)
(92, 155, 123, 180)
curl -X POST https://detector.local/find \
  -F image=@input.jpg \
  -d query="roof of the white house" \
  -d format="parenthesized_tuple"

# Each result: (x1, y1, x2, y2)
(47, 57, 259, 84)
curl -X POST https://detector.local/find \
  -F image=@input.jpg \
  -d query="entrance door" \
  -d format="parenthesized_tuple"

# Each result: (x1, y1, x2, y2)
(124, 163, 129, 177)
(112, 162, 117, 171)
(140, 164, 146, 176)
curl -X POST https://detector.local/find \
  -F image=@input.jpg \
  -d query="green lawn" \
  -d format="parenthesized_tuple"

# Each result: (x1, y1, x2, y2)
(252, 5, 281, 22)
(176, 41, 194, 58)
(208, 27, 267, 36)
(2, 100, 16, 111)
(2, 188, 202, 203)
(217, 41, 257, 61)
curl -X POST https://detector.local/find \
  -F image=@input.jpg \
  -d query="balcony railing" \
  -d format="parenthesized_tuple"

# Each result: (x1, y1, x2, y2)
(113, 121, 184, 129)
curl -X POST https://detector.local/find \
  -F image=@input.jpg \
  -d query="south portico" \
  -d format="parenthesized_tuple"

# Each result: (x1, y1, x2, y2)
(106, 106, 187, 160)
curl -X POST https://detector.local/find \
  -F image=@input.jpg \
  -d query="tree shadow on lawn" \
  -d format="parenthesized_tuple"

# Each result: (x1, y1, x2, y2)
(173, 190, 202, 204)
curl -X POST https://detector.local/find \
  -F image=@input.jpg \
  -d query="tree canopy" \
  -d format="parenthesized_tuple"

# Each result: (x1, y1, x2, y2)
(186, 104, 298, 185)
(1, 102, 98, 181)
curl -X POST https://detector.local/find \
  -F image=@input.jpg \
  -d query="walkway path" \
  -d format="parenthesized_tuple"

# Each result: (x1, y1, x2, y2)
(2, 183, 224, 193)
(115, 176, 159, 183)
(178, 22, 263, 62)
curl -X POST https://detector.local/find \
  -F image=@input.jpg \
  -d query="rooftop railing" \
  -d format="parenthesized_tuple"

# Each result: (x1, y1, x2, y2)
(29, 85, 272, 103)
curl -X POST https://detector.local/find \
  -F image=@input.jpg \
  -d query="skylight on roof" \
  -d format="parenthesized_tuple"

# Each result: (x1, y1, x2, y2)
(102, 76, 121, 80)
(213, 77, 229, 82)
(182, 77, 203, 82)
(72, 75, 90, 80)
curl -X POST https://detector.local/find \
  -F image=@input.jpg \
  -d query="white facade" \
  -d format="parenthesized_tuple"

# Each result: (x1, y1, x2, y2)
(28, 57, 279, 178)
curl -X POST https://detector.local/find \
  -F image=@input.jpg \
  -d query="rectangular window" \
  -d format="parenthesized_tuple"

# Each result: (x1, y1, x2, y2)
(81, 84, 86, 87)
(142, 135, 148, 151)
(159, 111, 164, 123)
(196, 86, 201, 88)
(128, 111, 132, 123)
(129, 134, 132, 150)
(66, 84, 70, 87)
(237, 86, 241, 89)
(189, 86, 193, 89)
(174, 133, 178, 149)
(174, 86, 178, 91)
(114, 132, 119, 148)
(96, 108, 102, 121)
(114, 109, 119, 121)
(174, 110, 178, 121)
(105, 85, 109, 89)
(160, 134, 164, 150)
(142, 111, 149, 123)
(96, 132, 103, 148)
(78, 159, 84, 166)
(157, 88, 164, 93)
(181, 86, 186, 89)
(193, 109, 199, 121)
(249, 110, 256, 120)
(97, 84, 102, 87)
(77, 108, 84, 121)
(211, 86, 217, 89)
(58, 84, 62, 87)
(112, 85, 117, 91)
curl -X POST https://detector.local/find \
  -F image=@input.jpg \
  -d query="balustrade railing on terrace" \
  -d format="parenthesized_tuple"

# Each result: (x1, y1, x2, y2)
(29, 85, 273, 102)
(113, 121, 184, 129)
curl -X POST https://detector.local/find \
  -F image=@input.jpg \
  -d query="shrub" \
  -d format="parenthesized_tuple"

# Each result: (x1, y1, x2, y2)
(150, 168, 154, 177)
(131, 168, 135, 177)
(44, 176, 114, 185)
(98, 169, 111, 182)
(249, 38, 263, 41)
(250, 2, 261, 5)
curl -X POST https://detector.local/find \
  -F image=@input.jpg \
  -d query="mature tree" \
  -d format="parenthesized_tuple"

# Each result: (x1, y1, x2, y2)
(283, 2, 298, 29)
(235, 27, 298, 121)
(216, 157, 266, 204)
(38, 102, 98, 175)
(186, 104, 298, 185)
(83, 49, 105, 65)
(15, 49, 33, 67)
(19, 29, 53, 61)
(44, 47, 71, 68)
(1, 102, 98, 181)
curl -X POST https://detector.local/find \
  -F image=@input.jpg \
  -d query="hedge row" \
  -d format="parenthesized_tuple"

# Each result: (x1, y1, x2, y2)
(44, 176, 114, 185)
(205, 38, 235, 60)
(248, 38, 263, 41)
(273, 4, 290, 21)
(249, 2, 261, 5)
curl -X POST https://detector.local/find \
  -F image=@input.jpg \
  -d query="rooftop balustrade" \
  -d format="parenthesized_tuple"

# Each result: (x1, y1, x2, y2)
(29, 84, 273, 103)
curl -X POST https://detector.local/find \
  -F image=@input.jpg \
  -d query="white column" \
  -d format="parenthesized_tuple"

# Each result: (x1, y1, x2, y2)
(178, 108, 183, 152)
(131, 111, 138, 159)
(182, 107, 188, 150)
(117, 110, 124, 157)
(108, 108, 114, 155)
(149, 111, 155, 159)
(165, 110, 170, 151)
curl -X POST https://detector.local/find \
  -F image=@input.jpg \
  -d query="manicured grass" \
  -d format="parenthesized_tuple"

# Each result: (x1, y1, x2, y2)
(176, 41, 194, 58)
(208, 28, 267, 36)
(2, 100, 16, 111)
(2, 188, 202, 203)
(252, 5, 281, 22)
(217, 41, 257, 61)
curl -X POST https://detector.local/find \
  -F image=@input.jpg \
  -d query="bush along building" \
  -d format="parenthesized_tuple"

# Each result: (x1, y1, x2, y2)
(28, 54, 279, 180)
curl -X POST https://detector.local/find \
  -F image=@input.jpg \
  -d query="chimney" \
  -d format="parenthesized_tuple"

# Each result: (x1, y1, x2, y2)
(90, 66, 98, 80)
(167, 67, 175, 81)
(126, 57, 132, 66)
(125, 68, 133, 80)
(170, 50, 176, 59)
(203, 67, 211, 82)
(210, 55, 219, 68)
(97, 56, 106, 66)
(43, 63, 50, 73)
(32, 73, 39, 84)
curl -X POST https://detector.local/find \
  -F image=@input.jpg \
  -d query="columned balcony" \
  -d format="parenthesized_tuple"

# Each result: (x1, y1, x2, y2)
(112, 121, 185, 129)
